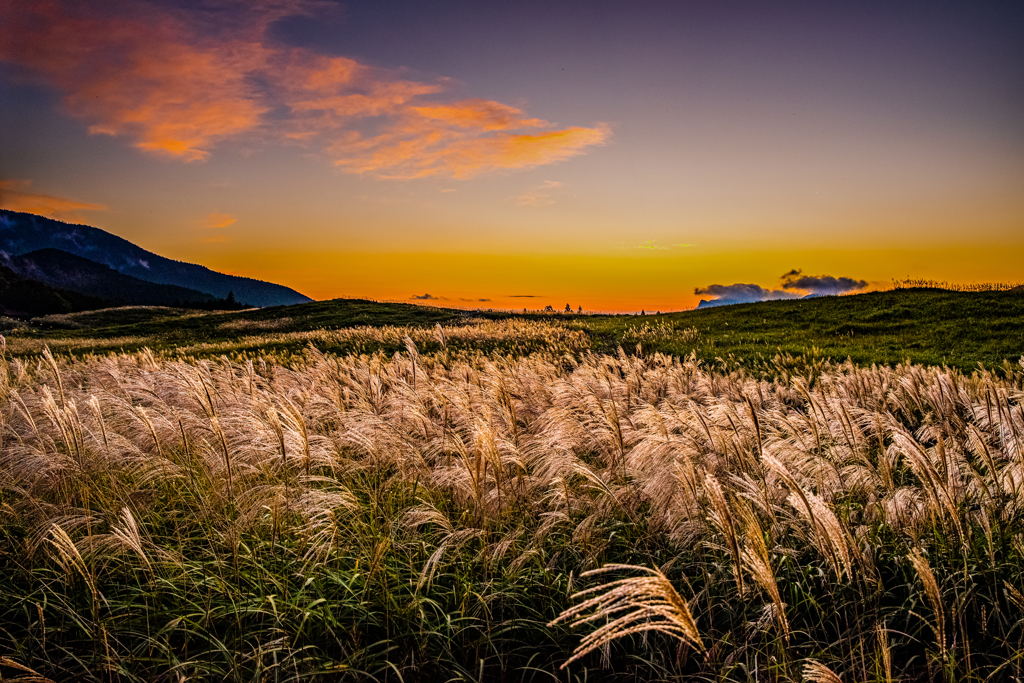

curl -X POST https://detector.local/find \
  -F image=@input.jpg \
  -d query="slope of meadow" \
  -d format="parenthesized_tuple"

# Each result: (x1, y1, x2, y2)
(0, 317, 1023, 681)
(584, 288, 1024, 372)
(5, 289, 1023, 373)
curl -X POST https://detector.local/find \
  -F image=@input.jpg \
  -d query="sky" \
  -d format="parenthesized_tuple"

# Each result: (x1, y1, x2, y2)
(1, 0, 1022, 311)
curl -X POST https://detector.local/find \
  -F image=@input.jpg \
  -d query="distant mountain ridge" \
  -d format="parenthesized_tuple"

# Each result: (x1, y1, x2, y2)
(697, 293, 824, 308)
(1, 248, 218, 307)
(0, 210, 313, 308)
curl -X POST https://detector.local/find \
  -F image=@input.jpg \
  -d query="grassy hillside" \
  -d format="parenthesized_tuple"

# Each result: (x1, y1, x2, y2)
(3, 288, 1022, 371)
(589, 287, 1024, 371)
(25, 298, 461, 336)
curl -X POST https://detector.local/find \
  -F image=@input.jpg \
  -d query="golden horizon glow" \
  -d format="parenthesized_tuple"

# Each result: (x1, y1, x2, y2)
(0, 180, 108, 220)
(189, 245, 1024, 312)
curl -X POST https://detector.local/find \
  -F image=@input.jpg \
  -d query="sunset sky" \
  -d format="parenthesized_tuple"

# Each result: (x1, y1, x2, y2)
(1, 0, 1022, 311)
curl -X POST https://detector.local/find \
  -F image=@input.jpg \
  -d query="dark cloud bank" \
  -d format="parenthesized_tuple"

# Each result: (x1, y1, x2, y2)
(779, 269, 868, 296)
(696, 269, 868, 308)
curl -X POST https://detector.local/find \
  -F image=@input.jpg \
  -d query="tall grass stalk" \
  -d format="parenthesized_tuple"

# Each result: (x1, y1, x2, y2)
(0, 344, 1021, 680)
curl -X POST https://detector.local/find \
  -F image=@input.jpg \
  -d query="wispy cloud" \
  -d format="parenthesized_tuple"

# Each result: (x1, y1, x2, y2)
(0, 179, 107, 220)
(410, 293, 442, 300)
(508, 294, 542, 298)
(0, 1, 609, 176)
(205, 212, 237, 229)
(516, 180, 562, 206)
(619, 240, 694, 250)
(412, 100, 547, 131)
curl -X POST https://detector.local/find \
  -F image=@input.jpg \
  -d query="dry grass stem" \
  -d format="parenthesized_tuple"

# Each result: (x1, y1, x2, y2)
(549, 564, 702, 668)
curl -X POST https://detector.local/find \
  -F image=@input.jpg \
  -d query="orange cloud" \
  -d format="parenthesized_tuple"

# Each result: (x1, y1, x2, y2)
(0, 1, 608, 176)
(205, 212, 237, 229)
(411, 99, 548, 131)
(0, 179, 107, 219)
(0, 2, 270, 161)
(331, 117, 610, 179)
(475, 127, 609, 171)
(517, 180, 563, 207)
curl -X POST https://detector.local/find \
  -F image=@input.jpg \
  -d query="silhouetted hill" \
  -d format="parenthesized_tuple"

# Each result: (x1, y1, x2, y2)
(0, 210, 313, 307)
(697, 297, 748, 308)
(0, 263, 109, 317)
(1, 248, 219, 307)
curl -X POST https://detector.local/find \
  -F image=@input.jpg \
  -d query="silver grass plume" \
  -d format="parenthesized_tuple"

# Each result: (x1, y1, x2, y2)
(908, 547, 946, 652)
(549, 563, 702, 668)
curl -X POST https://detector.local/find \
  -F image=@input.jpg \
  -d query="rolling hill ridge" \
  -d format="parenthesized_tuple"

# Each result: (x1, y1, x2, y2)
(0, 262, 108, 317)
(1, 248, 218, 308)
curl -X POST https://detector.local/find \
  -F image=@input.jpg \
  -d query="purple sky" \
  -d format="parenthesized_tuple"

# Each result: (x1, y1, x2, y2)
(2, 0, 1022, 309)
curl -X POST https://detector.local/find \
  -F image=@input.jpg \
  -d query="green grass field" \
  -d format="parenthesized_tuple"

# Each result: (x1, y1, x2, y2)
(586, 288, 1024, 371)
(6, 288, 1023, 371)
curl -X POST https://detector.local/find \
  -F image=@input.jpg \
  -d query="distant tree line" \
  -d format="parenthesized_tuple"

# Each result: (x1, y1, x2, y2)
(172, 291, 254, 311)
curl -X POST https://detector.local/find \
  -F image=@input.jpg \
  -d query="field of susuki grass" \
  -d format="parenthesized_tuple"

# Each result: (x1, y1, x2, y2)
(1, 308, 1024, 680)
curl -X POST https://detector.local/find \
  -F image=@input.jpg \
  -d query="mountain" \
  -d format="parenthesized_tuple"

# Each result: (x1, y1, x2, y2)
(697, 293, 831, 308)
(0, 210, 313, 307)
(1, 248, 219, 307)
(0, 262, 109, 317)
(697, 298, 752, 308)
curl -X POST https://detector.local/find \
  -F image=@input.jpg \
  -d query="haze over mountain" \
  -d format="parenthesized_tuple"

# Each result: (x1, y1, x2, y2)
(0, 248, 218, 308)
(0, 262, 108, 317)
(0, 211, 312, 308)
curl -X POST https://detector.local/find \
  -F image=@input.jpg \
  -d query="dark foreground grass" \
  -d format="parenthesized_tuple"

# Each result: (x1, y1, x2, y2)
(8, 475, 1022, 682)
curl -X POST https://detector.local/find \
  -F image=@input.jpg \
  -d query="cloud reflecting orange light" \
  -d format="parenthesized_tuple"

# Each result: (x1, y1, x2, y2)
(0, 180, 107, 220)
(333, 123, 611, 179)
(0, 1, 608, 176)
(205, 212, 237, 229)
(517, 180, 562, 206)
(411, 100, 548, 131)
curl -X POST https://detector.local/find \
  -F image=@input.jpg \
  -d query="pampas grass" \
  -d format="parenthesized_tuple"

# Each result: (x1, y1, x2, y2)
(0, 340, 1022, 680)
(548, 564, 702, 667)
